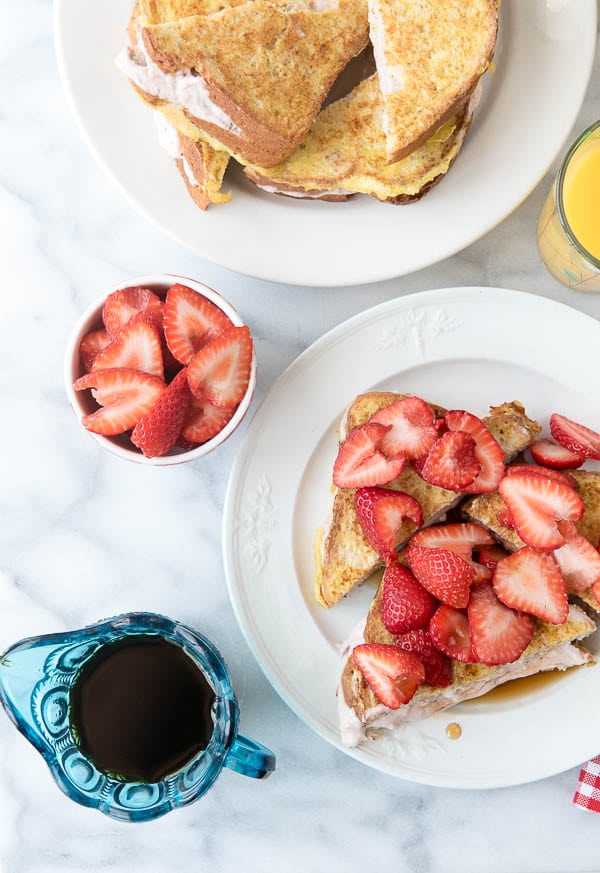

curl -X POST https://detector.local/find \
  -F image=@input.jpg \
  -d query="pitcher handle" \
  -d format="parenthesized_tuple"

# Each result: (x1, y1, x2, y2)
(224, 734, 276, 779)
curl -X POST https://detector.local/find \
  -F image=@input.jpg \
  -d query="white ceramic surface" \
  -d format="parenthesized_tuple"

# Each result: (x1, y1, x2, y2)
(64, 273, 257, 466)
(53, 0, 596, 287)
(223, 286, 600, 788)
(3, 1, 600, 871)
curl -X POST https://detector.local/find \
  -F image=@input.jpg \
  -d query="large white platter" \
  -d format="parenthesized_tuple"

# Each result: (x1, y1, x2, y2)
(54, 2, 596, 287)
(223, 287, 600, 788)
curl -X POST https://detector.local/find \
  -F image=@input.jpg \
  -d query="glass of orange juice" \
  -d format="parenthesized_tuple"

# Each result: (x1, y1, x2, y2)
(537, 120, 600, 291)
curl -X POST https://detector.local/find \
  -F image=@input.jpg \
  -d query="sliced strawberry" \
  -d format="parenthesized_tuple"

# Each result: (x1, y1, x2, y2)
(497, 506, 515, 529)
(505, 464, 576, 488)
(529, 438, 584, 470)
(476, 545, 509, 570)
(79, 329, 111, 371)
(73, 368, 165, 436)
(429, 604, 474, 663)
(181, 397, 234, 444)
(176, 436, 201, 452)
(186, 325, 253, 409)
(550, 413, 600, 461)
(102, 287, 164, 339)
(369, 396, 438, 459)
(333, 423, 405, 488)
(499, 472, 584, 550)
(407, 546, 474, 608)
(445, 410, 505, 493)
(355, 487, 423, 563)
(91, 316, 164, 381)
(395, 628, 452, 687)
(493, 547, 568, 624)
(409, 522, 493, 582)
(163, 283, 233, 365)
(553, 521, 600, 593)
(131, 369, 192, 458)
(352, 644, 425, 709)
(414, 431, 480, 491)
(468, 582, 534, 665)
(380, 564, 436, 634)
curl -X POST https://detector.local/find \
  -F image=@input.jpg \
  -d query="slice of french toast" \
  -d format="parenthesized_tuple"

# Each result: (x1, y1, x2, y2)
(339, 583, 595, 746)
(316, 394, 541, 607)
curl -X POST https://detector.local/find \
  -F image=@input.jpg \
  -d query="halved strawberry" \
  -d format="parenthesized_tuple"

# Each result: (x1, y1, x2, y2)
(395, 628, 452, 687)
(355, 488, 423, 563)
(352, 644, 425, 709)
(429, 604, 474, 663)
(181, 397, 234, 444)
(497, 506, 515, 529)
(476, 545, 509, 570)
(445, 410, 505, 493)
(73, 368, 165, 436)
(410, 522, 494, 582)
(369, 396, 438, 459)
(529, 438, 584, 470)
(131, 369, 192, 458)
(333, 423, 405, 488)
(550, 413, 600, 461)
(79, 329, 110, 371)
(380, 564, 436, 634)
(163, 283, 233, 365)
(468, 582, 534, 665)
(407, 546, 474, 608)
(505, 464, 576, 488)
(187, 325, 253, 409)
(414, 431, 480, 491)
(493, 547, 568, 624)
(102, 287, 164, 339)
(553, 521, 600, 593)
(498, 472, 584, 550)
(91, 316, 164, 380)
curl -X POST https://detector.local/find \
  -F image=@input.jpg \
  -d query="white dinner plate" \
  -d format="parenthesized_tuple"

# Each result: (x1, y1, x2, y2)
(223, 287, 600, 788)
(54, 2, 596, 287)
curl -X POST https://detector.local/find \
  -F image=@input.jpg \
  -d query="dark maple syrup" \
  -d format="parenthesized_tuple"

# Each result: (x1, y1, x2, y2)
(70, 637, 215, 783)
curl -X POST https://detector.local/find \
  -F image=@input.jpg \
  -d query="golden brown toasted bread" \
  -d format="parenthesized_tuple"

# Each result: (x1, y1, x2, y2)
(126, 2, 232, 208)
(244, 75, 477, 202)
(317, 395, 541, 608)
(139, 0, 369, 166)
(463, 470, 600, 613)
(339, 589, 595, 745)
(368, 0, 498, 163)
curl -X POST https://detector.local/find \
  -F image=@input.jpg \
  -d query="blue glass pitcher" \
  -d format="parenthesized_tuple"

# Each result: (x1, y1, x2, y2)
(0, 613, 275, 822)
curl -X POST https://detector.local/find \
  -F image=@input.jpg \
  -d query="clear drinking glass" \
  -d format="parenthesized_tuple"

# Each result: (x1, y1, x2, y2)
(537, 120, 600, 291)
(0, 613, 275, 822)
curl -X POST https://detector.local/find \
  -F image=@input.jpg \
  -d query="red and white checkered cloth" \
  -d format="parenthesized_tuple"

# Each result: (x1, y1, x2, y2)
(574, 756, 600, 812)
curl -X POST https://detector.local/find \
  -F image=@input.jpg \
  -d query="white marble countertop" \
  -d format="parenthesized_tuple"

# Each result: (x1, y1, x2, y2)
(1, 3, 600, 871)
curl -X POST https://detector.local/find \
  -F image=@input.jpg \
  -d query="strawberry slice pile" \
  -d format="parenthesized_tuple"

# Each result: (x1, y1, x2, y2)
(74, 284, 253, 458)
(347, 401, 600, 710)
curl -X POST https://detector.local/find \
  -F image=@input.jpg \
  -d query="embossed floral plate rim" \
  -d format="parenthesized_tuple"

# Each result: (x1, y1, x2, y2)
(223, 287, 600, 788)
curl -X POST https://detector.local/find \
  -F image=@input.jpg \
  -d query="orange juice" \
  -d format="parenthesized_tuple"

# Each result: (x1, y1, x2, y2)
(537, 121, 600, 291)
(562, 131, 600, 261)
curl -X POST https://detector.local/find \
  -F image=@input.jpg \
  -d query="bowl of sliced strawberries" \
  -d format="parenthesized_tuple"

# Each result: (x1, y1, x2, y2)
(65, 275, 256, 464)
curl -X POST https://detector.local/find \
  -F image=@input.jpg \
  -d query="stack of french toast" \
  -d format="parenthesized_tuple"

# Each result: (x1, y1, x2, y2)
(115, 0, 499, 207)
(314, 392, 600, 746)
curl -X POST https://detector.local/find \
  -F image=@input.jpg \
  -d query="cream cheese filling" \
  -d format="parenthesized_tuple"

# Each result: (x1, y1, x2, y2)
(115, 34, 242, 137)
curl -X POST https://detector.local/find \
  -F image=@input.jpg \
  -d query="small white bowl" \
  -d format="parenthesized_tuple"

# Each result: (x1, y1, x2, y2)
(64, 274, 257, 466)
